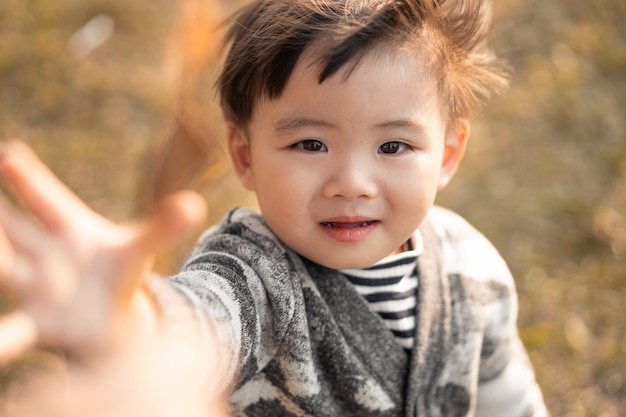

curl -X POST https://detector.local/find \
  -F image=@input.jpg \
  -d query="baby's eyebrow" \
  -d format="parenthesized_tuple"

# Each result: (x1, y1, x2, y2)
(273, 116, 335, 134)
(273, 116, 428, 137)
(374, 119, 428, 136)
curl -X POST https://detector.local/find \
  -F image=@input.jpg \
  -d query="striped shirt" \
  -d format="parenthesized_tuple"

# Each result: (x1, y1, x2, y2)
(340, 233, 423, 350)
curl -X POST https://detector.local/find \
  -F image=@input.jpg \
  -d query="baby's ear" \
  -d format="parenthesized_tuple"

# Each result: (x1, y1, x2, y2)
(226, 124, 255, 191)
(438, 119, 469, 190)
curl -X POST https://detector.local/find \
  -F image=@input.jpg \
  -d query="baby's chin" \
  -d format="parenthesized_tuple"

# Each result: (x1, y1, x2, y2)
(301, 248, 399, 270)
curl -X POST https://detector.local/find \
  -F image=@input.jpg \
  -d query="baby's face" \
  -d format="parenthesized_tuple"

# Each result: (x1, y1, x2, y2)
(231, 48, 461, 269)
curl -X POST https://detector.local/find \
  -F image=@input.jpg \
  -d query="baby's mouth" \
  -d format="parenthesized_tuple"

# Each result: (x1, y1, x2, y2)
(320, 221, 379, 229)
(319, 218, 380, 243)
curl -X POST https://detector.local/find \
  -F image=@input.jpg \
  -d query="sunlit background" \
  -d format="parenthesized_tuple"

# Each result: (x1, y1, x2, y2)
(0, 0, 624, 415)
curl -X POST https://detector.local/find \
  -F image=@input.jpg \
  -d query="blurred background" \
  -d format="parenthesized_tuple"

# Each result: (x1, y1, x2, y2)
(0, 0, 624, 415)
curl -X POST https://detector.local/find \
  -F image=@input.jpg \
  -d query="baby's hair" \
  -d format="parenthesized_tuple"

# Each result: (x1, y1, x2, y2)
(218, 0, 509, 130)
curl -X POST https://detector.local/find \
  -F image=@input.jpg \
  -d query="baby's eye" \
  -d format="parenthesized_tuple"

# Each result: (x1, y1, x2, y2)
(378, 141, 411, 154)
(292, 139, 327, 152)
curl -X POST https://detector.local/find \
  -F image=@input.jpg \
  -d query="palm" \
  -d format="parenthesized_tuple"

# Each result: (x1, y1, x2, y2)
(0, 141, 207, 360)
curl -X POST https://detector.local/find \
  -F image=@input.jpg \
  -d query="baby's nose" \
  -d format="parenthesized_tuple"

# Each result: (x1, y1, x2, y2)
(322, 160, 378, 200)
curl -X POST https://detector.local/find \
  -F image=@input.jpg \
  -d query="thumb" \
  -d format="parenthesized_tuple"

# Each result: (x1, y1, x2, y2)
(140, 190, 208, 255)
(112, 190, 207, 303)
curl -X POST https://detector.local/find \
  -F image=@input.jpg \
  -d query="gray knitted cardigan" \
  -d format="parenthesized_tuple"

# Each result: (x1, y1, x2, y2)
(162, 206, 548, 417)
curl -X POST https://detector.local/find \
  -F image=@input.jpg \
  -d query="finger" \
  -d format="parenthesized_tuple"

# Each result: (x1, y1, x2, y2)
(0, 140, 98, 234)
(0, 310, 38, 365)
(0, 195, 45, 255)
(0, 219, 14, 277)
(0, 196, 46, 296)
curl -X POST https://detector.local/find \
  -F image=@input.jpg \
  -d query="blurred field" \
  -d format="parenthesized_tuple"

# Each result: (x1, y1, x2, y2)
(0, 0, 625, 415)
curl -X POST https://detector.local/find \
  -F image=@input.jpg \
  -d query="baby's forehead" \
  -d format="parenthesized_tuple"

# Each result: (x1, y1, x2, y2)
(242, 42, 447, 133)
(287, 39, 428, 88)
(306, 33, 434, 73)
(250, 43, 446, 133)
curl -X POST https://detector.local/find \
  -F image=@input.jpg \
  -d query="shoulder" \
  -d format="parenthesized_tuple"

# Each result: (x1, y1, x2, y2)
(205, 206, 281, 246)
(184, 207, 288, 265)
(423, 206, 514, 287)
(180, 207, 306, 315)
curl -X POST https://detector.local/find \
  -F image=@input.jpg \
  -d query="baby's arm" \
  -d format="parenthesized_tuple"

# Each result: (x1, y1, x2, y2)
(428, 206, 549, 417)
(0, 141, 226, 414)
(469, 244, 550, 417)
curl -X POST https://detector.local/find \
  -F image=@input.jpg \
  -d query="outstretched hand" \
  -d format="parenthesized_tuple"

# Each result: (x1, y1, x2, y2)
(0, 140, 208, 363)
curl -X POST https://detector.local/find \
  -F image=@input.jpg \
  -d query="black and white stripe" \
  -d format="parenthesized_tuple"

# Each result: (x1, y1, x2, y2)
(341, 233, 422, 350)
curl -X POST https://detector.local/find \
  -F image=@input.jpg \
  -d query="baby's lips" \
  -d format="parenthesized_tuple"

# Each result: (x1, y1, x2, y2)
(320, 220, 379, 229)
